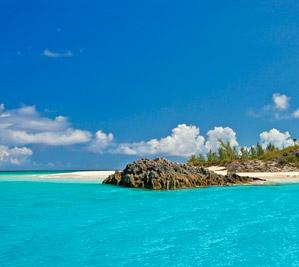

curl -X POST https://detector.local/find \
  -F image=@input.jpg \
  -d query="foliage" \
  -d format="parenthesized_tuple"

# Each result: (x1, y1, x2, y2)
(188, 140, 299, 167)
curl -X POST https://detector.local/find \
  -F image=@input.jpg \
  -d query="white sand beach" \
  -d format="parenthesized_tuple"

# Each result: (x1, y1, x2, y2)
(37, 171, 116, 183)
(237, 172, 299, 185)
(0, 171, 115, 184)
(2, 168, 299, 185)
(207, 166, 299, 185)
(41, 171, 115, 179)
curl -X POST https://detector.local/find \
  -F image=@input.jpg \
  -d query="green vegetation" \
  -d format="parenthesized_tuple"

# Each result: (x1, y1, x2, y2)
(188, 141, 299, 167)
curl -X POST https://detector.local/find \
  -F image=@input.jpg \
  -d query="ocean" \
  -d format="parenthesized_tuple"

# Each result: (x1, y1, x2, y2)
(1, 173, 299, 266)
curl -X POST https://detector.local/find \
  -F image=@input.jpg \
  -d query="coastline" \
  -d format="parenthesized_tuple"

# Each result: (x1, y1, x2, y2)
(0, 171, 115, 184)
(208, 166, 299, 185)
(1, 168, 299, 186)
(238, 172, 299, 185)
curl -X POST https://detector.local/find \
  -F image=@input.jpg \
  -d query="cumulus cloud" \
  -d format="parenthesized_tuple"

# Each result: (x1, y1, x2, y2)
(43, 49, 73, 58)
(88, 130, 114, 153)
(272, 93, 290, 110)
(113, 124, 206, 157)
(111, 125, 298, 157)
(2, 101, 299, 166)
(205, 127, 238, 152)
(4, 129, 91, 146)
(252, 93, 299, 120)
(259, 128, 295, 149)
(292, 108, 299, 119)
(0, 145, 32, 165)
(0, 104, 91, 146)
(248, 93, 299, 120)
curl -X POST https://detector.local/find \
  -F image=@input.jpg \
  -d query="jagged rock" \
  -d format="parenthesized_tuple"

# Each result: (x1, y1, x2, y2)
(103, 158, 261, 190)
(227, 159, 299, 173)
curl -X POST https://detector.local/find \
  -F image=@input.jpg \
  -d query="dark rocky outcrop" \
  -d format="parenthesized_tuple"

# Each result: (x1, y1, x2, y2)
(103, 158, 262, 190)
(227, 160, 299, 173)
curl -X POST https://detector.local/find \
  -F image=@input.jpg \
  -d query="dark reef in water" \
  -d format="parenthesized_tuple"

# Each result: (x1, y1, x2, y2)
(103, 158, 262, 190)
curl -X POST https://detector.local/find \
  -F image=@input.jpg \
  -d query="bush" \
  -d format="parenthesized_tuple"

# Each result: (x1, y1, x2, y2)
(188, 142, 299, 167)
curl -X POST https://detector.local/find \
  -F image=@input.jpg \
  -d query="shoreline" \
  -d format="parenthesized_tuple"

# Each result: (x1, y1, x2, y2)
(238, 172, 299, 185)
(1, 168, 299, 186)
(208, 166, 299, 185)
(0, 171, 115, 184)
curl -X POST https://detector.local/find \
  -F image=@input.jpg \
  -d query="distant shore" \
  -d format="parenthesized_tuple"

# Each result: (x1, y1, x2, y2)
(1, 168, 299, 186)
(0, 171, 115, 183)
(207, 166, 299, 185)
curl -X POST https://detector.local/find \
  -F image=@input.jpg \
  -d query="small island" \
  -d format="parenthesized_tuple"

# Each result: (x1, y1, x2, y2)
(103, 158, 262, 190)
(103, 144, 299, 190)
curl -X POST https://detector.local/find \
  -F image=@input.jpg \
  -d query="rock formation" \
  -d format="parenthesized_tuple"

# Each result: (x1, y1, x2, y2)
(103, 158, 261, 190)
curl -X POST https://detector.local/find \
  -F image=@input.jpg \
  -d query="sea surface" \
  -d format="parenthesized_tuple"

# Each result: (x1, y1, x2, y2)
(1, 173, 299, 266)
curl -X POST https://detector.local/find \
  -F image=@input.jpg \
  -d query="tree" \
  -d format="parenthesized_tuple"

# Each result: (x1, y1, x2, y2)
(266, 143, 276, 152)
(188, 155, 198, 165)
(197, 154, 206, 163)
(218, 140, 236, 163)
(256, 143, 264, 158)
(207, 150, 218, 163)
(188, 154, 206, 166)
(240, 147, 250, 160)
(250, 146, 257, 159)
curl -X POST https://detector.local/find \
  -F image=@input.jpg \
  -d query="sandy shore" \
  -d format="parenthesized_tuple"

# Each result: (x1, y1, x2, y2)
(37, 171, 116, 183)
(41, 171, 115, 179)
(207, 166, 299, 185)
(2, 167, 299, 185)
(0, 171, 115, 184)
(237, 172, 299, 185)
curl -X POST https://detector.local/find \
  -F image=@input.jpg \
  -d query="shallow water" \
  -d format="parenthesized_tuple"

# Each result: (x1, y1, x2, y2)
(1, 180, 299, 267)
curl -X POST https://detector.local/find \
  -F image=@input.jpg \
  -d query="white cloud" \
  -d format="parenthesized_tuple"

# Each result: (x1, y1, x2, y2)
(205, 126, 238, 152)
(4, 129, 91, 146)
(292, 108, 299, 119)
(113, 124, 206, 157)
(0, 104, 91, 146)
(43, 49, 73, 58)
(88, 130, 114, 153)
(249, 93, 294, 120)
(110, 125, 242, 157)
(2, 102, 299, 165)
(0, 145, 32, 165)
(259, 128, 295, 149)
(272, 93, 290, 110)
(110, 125, 297, 157)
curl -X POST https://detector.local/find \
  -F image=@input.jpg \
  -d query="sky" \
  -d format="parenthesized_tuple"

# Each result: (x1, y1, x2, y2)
(1, 0, 299, 170)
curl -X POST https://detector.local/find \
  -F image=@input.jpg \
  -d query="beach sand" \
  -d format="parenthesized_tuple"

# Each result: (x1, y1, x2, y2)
(2, 167, 299, 185)
(237, 172, 299, 185)
(0, 171, 115, 184)
(37, 171, 116, 183)
(42, 171, 115, 179)
(32, 169, 299, 185)
(207, 166, 299, 185)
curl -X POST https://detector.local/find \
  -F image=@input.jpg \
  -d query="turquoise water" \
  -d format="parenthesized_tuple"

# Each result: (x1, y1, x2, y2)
(1, 180, 299, 266)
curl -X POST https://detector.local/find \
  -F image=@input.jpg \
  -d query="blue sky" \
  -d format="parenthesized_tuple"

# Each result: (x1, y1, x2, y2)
(1, 0, 299, 169)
